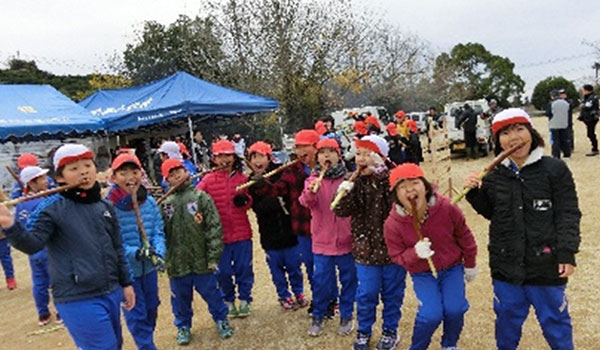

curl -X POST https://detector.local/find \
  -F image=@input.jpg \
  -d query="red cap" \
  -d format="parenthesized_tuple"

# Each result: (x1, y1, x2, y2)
(53, 144, 95, 170)
(17, 153, 39, 169)
(386, 122, 398, 136)
(316, 138, 340, 153)
(365, 116, 380, 129)
(294, 129, 320, 146)
(161, 158, 184, 178)
(315, 121, 327, 136)
(389, 163, 425, 190)
(406, 120, 418, 133)
(395, 110, 406, 119)
(177, 142, 191, 158)
(248, 141, 273, 156)
(111, 154, 142, 171)
(354, 121, 367, 135)
(212, 140, 236, 155)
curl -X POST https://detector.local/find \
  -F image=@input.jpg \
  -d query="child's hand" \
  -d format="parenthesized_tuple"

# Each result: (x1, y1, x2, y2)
(0, 204, 14, 229)
(558, 263, 575, 278)
(464, 267, 478, 283)
(463, 171, 482, 189)
(122, 286, 136, 311)
(194, 212, 203, 225)
(415, 238, 434, 259)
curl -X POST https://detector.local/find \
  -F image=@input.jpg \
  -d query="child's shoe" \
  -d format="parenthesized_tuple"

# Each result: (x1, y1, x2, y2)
(308, 317, 324, 337)
(55, 313, 63, 325)
(353, 331, 370, 350)
(280, 297, 297, 311)
(6, 277, 16, 290)
(441, 347, 459, 350)
(237, 300, 251, 318)
(176, 327, 191, 345)
(338, 317, 354, 336)
(38, 314, 51, 326)
(295, 293, 310, 309)
(376, 329, 399, 350)
(225, 301, 238, 318)
(216, 319, 233, 339)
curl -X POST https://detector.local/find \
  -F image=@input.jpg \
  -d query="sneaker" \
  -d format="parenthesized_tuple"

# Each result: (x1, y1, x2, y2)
(55, 313, 63, 325)
(353, 331, 370, 350)
(38, 314, 51, 326)
(216, 319, 233, 339)
(376, 329, 399, 350)
(308, 317, 324, 337)
(586, 150, 599, 157)
(225, 302, 238, 318)
(326, 300, 339, 319)
(441, 347, 459, 350)
(6, 277, 16, 290)
(237, 300, 251, 318)
(280, 297, 297, 311)
(295, 293, 310, 309)
(176, 327, 191, 345)
(338, 317, 354, 336)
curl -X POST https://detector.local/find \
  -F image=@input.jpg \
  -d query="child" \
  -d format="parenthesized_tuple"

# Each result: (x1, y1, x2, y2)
(394, 110, 410, 139)
(0, 226, 16, 290)
(299, 138, 357, 337)
(464, 108, 580, 350)
(10, 152, 56, 199)
(386, 122, 404, 166)
(160, 158, 233, 345)
(247, 141, 308, 310)
(15, 165, 59, 324)
(333, 135, 406, 350)
(159, 141, 199, 190)
(401, 120, 423, 165)
(365, 116, 382, 135)
(197, 140, 254, 318)
(384, 163, 477, 350)
(106, 153, 167, 350)
(0, 144, 135, 350)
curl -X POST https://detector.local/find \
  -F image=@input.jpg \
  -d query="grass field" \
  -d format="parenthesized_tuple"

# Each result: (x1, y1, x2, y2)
(0, 117, 598, 350)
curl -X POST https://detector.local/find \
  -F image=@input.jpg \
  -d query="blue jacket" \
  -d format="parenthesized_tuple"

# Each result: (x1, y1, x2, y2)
(10, 176, 56, 199)
(4, 194, 132, 303)
(113, 196, 166, 279)
(15, 196, 47, 261)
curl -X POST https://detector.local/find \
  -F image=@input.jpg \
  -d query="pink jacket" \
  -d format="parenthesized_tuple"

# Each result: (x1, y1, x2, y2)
(197, 170, 253, 244)
(299, 175, 352, 256)
(384, 193, 477, 274)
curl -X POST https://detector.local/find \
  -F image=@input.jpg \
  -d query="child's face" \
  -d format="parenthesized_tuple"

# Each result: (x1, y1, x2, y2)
(324, 121, 333, 131)
(56, 159, 97, 189)
(166, 167, 188, 186)
(250, 153, 270, 173)
(214, 154, 235, 171)
(27, 175, 48, 193)
(355, 148, 375, 169)
(295, 145, 316, 165)
(499, 124, 532, 162)
(395, 178, 427, 211)
(111, 166, 143, 194)
(316, 148, 339, 167)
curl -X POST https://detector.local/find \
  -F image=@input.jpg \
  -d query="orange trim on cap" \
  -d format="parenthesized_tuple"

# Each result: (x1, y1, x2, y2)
(492, 116, 530, 135)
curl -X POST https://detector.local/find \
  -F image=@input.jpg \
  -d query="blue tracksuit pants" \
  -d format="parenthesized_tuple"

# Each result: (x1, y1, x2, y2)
(217, 239, 254, 303)
(312, 253, 357, 320)
(265, 245, 304, 300)
(410, 264, 469, 350)
(56, 288, 124, 350)
(123, 270, 160, 350)
(28, 250, 50, 317)
(356, 263, 407, 335)
(297, 235, 314, 289)
(0, 238, 14, 279)
(169, 272, 228, 329)
(493, 279, 573, 350)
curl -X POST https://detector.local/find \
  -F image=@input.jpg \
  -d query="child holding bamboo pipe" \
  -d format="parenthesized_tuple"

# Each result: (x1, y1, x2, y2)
(299, 138, 357, 337)
(105, 153, 166, 350)
(463, 108, 581, 350)
(383, 163, 477, 350)
(0, 144, 135, 350)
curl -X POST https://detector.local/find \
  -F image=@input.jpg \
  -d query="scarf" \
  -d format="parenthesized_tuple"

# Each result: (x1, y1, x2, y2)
(60, 182, 102, 204)
(106, 185, 148, 211)
(313, 162, 346, 180)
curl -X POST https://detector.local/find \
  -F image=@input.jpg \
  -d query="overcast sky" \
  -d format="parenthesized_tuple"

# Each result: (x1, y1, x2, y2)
(1, 0, 599, 96)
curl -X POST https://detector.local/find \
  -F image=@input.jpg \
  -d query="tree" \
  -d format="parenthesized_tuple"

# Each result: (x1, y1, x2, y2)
(74, 73, 132, 101)
(431, 43, 525, 106)
(531, 76, 579, 110)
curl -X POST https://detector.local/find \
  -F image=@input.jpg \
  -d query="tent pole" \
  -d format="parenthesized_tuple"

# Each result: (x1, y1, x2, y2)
(188, 115, 198, 166)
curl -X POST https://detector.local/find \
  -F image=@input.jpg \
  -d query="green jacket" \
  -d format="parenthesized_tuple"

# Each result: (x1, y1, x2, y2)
(160, 183, 223, 278)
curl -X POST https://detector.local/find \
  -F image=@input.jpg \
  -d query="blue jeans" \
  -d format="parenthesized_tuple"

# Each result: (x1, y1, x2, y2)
(265, 245, 304, 299)
(170, 273, 228, 329)
(356, 263, 407, 335)
(217, 239, 254, 303)
(493, 279, 573, 350)
(29, 250, 50, 317)
(312, 253, 357, 319)
(410, 264, 469, 350)
(0, 239, 14, 279)
(123, 270, 160, 350)
(56, 288, 124, 350)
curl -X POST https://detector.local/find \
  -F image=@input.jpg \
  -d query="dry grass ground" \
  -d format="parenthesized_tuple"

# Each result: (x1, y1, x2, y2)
(0, 117, 598, 350)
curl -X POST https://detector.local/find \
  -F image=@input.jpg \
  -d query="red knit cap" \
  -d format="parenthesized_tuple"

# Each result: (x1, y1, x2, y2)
(389, 163, 425, 190)
(248, 141, 273, 156)
(316, 138, 340, 153)
(212, 140, 236, 155)
(161, 158, 184, 178)
(17, 153, 39, 169)
(365, 116, 381, 130)
(294, 129, 320, 146)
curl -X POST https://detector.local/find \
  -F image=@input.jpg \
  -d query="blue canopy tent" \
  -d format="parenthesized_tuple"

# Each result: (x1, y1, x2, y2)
(0, 85, 104, 141)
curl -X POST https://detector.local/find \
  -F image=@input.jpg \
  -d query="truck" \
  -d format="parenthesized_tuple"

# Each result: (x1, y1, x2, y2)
(444, 99, 493, 156)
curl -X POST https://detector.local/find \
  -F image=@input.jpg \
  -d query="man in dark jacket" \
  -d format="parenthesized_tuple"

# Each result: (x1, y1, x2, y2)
(457, 104, 478, 159)
(579, 84, 599, 156)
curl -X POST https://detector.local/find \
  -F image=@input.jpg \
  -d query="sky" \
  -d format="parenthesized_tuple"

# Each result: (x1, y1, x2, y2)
(1, 0, 599, 96)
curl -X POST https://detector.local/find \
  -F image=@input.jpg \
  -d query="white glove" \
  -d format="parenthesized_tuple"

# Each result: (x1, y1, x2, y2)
(464, 267, 478, 283)
(370, 152, 385, 166)
(415, 239, 434, 259)
(338, 180, 354, 193)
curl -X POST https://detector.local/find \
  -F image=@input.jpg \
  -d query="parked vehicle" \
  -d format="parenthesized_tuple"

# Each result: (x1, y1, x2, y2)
(408, 112, 428, 133)
(444, 99, 493, 156)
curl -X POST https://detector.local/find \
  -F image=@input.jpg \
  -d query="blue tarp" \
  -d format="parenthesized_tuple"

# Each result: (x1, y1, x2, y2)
(0, 84, 104, 140)
(79, 71, 279, 132)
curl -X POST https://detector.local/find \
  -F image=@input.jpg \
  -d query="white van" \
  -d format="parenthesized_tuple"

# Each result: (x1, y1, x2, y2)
(444, 99, 493, 156)
(407, 112, 428, 133)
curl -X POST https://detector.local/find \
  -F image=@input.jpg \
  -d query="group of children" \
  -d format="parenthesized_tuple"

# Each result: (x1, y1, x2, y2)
(0, 107, 581, 350)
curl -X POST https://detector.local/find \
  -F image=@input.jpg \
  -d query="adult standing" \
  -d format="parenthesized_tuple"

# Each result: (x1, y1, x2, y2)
(192, 130, 211, 170)
(579, 84, 599, 156)
(559, 89, 575, 152)
(548, 90, 571, 159)
(457, 104, 478, 160)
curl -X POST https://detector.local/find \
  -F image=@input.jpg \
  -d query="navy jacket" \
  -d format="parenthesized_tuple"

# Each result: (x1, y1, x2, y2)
(5, 194, 132, 303)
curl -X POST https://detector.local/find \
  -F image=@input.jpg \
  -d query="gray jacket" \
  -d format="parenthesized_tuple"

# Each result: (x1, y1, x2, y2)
(549, 99, 569, 129)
